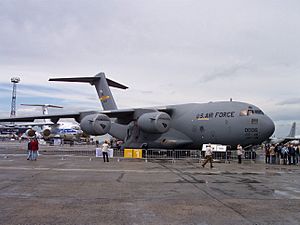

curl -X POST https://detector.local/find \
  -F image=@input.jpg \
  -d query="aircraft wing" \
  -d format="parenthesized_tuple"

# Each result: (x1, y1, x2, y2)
(0, 113, 81, 123)
(4, 122, 55, 127)
(281, 137, 300, 143)
(0, 109, 136, 123)
(0, 107, 175, 127)
(269, 137, 300, 145)
(100, 109, 135, 118)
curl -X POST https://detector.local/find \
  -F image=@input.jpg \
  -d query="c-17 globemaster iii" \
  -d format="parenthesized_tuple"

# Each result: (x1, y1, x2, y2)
(0, 72, 275, 149)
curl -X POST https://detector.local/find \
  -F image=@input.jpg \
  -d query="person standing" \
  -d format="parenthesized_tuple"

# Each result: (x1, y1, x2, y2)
(27, 139, 32, 160)
(269, 145, 276, 164)
(295, 145, 299, 165)
(30, 138, 39, 161)
(202, 144, 213, 168)
(275, 144, 282, 165)
(295, 145, 300, 165)
(289, 145, 296, 165)
(281, 145, 288, 165)
(102, 140, 110, 162)
(287, 144, 294, 165)
(237, 144, 243, 164)
(265, 145, 270, 164)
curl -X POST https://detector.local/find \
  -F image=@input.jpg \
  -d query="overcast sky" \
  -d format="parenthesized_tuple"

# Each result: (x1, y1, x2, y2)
(0, 0, 299, 137)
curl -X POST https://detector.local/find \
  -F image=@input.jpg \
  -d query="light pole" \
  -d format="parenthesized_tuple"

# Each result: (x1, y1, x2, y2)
(10, 77, 20, 118)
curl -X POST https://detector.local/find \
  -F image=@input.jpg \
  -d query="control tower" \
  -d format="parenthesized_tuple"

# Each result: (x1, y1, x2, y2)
(10, 77, 20, 117)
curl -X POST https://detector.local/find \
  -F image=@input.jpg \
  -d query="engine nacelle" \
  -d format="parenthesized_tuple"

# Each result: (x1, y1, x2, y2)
(80, 114, 111, 135)
(137, 112, 171, 133)
(43, 129, 51, 137)
(25, 129, 36, 137)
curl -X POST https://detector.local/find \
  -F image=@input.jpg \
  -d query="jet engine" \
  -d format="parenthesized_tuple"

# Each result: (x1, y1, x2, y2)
(80, 114, 111, 135)
(25, 129, 36, 137)
(43, 129, 51, 137)
(137, 112, 171, 133)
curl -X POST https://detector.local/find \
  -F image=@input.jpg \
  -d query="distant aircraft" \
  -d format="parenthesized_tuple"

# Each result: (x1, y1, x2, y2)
(269, 122, 299, 145)
(0, 72, 275, 149)
(0, 104, 53, 138)
(21, 104, 82, 140)
(0, 126, 27, 139)
(19, 104, 62, 137)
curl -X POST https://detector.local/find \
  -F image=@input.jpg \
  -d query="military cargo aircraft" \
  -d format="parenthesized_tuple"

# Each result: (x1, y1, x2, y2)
(0, 72, 275, 149)
(269, 122, 299, 145)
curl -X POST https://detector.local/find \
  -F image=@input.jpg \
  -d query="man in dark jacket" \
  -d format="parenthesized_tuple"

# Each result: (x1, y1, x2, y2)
(296, 146, 299, 165)
(288, 145, 296, 165)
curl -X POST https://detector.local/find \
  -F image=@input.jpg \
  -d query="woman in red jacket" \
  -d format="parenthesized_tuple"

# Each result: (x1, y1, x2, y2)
(30, 138, 39, 161)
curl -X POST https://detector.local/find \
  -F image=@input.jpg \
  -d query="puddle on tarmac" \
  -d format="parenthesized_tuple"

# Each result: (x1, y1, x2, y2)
(274, 189, 300, 199)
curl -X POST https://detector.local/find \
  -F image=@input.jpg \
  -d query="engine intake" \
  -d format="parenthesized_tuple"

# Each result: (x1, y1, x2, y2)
(26, 129, 36, 137)
(80, 114, 111, 135)
(43, 129, 51, 137)
(137, 112, 171, 133)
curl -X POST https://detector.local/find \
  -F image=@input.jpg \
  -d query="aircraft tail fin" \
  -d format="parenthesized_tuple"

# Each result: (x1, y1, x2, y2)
(49, 72, 128, 110)
(287, 122, 296, 137)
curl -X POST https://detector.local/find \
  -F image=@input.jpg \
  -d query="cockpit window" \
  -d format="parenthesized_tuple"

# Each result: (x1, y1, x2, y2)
(254, 110, 264, 115)
(239, 110, 248, 116)
(247, 110, 254, 116)
(239, 109, 264, 116)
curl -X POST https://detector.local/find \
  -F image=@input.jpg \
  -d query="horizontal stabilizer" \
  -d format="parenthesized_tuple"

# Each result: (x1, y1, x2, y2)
(21, 104, 63, 109)
(49, 73, 128, 90)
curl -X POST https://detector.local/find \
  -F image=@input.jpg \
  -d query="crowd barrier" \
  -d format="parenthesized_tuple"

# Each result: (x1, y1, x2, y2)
(0, 141, 258, 163)
(136, 149, 257, 163)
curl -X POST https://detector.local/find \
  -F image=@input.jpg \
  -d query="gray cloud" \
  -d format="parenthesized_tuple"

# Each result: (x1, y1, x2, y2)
(277, 98, 300, 106)
(200, 62, 253, 83)
(269, 108, 300, 122)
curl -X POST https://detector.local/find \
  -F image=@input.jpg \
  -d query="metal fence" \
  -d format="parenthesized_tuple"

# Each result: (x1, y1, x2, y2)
(0, 141, 257, 163)
(138, 149, 257, 163)
(104, 148, 257, 163)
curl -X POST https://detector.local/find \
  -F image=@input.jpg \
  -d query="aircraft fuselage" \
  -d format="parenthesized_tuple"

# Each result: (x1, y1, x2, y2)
(119, 101, 275, 149)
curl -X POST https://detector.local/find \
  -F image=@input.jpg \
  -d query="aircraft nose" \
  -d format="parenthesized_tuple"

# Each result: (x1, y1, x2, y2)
(261, 115, 275, 139)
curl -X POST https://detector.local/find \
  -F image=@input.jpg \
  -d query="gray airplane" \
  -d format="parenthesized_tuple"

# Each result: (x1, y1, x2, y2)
(269, 122, 299, 145)
(0, 72, 275, 149)
(20, 104, 82, 140)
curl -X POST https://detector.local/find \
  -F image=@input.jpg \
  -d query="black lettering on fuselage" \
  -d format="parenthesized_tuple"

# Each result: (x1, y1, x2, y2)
(245, 128, 258, 132)
(196, 112, 214, 119)
(215, 111, 235, 118)
(196, 111, 235, 120)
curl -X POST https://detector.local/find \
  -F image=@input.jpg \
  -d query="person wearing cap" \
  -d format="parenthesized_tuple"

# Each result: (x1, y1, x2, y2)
(202, 144, 213, 168)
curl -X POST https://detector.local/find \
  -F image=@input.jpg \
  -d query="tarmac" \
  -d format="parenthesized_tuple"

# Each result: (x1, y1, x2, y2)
(0, 146, 300, 225)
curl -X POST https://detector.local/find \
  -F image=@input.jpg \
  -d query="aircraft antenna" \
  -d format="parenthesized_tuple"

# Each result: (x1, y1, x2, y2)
(10, 77, 20, 118)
